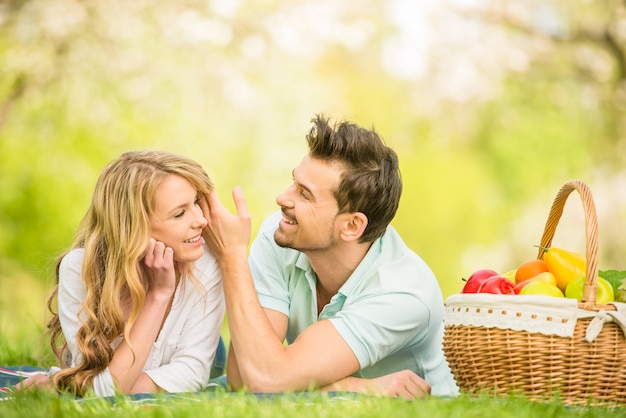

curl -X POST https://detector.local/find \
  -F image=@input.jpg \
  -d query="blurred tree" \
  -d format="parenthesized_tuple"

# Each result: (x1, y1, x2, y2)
(0, 0, 624, 302)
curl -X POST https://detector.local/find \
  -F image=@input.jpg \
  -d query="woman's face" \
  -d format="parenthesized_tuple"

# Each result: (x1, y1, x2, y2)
(149, 174, 207, 263)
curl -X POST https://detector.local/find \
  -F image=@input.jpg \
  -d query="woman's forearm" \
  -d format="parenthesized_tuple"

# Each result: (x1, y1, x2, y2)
(108, 292, 172, 393)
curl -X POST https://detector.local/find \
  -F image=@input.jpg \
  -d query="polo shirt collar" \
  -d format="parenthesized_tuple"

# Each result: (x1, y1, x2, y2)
(294, 234, 384, 299)
(338, 236, 382, 297)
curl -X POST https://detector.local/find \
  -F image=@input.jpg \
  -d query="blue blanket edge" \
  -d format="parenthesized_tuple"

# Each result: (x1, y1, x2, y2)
(1, 366, 363, 403)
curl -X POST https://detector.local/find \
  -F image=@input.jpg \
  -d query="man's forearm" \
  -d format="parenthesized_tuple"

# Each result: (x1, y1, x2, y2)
(225, 342, 244, 390)
(219, 252, 290, 391)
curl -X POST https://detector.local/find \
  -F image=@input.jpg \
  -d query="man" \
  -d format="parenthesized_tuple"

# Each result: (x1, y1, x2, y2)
(202, 115, 458, 399)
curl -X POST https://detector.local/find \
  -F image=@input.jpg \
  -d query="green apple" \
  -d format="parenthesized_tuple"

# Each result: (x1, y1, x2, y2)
(501, 269, 517, 283)
(519, 280, 564, 297)
(599, 270, 626, 303)
(565, 275, 614, 304)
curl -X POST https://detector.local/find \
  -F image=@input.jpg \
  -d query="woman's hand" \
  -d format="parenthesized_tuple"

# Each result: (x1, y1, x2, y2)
(142, 238, 177, 300)
(14, 373, 54, 392)
(107, 238, 177, 394)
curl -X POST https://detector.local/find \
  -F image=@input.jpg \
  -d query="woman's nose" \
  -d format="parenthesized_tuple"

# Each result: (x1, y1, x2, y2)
(194, 207, 208, 228)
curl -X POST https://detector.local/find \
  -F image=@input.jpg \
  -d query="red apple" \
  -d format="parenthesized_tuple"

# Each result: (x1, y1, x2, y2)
(461, 269, 499, 293)
(477, 275, 516, 294)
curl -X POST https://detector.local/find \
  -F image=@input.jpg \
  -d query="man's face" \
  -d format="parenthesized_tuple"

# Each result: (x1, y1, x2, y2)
(274, 154, 343, 252)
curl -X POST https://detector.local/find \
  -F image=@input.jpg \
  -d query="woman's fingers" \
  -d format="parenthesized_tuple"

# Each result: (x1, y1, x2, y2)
(143, 238, 173, 268)
(142, 237, 176, 296)
(143, 237, 156, 265)
(15, 374, 53, 392)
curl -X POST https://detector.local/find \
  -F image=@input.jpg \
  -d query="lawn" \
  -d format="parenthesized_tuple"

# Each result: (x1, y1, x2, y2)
(1, 277, 625, 417)
(1, 389, 624, 418)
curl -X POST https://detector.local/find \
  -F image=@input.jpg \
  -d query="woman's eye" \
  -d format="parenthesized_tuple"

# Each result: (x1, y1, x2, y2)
(174, 210, 185, 218)
(194, 197, 201, 205)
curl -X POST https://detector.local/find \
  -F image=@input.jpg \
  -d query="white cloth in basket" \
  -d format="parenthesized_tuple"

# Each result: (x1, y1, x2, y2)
(584, 301, 626, 342)
(445, 294, 626, 339)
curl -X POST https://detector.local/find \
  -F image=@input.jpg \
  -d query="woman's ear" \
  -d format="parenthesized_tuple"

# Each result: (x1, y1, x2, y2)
(340, 212, 368, 242)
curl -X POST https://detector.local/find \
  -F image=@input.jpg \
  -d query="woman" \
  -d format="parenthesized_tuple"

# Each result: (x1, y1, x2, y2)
(18, 150, 224, 396)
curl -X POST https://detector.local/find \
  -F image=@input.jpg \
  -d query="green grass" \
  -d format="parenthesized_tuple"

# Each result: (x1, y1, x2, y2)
(2, 272, 625, 417)
(1, 390, 625, 418)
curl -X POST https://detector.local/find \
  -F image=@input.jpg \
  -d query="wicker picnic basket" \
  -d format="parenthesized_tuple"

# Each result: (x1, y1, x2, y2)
(443, 180, 626, 406)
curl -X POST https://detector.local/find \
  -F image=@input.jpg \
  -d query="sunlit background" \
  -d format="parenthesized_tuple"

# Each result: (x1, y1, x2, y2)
(1, 0, 625, 363)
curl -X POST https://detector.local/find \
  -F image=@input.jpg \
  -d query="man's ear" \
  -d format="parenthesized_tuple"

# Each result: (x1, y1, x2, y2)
(340, 212, 368, 242)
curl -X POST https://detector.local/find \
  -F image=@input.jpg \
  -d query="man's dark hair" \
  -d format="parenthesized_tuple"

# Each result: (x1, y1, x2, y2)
(306, 114, 402, 243)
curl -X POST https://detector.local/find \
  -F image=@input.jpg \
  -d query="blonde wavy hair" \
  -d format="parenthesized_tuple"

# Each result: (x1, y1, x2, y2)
(46, 150, 214, 396)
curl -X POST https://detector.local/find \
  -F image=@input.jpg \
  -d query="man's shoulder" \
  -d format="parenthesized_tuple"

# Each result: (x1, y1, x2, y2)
(379, 225, 417, 260)
(376, 227, 438, 283)
(381, 224, 412, 243)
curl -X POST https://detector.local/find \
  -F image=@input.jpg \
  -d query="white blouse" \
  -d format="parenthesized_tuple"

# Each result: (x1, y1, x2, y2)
(51, 244, 224, 396)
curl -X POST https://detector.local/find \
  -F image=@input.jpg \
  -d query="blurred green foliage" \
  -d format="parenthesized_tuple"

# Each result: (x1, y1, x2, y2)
(1, 0, 625, 349)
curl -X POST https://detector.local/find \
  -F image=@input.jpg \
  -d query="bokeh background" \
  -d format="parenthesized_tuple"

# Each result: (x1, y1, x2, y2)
(1, 0, 625, 364)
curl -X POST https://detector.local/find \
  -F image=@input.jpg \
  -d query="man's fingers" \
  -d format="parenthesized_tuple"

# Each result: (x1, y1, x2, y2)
(415, 383, 431, 398)
(232, 186, 250, 219)
(199, 195, 210, 216)
(413, 376, 432, 396)
(406, 371, 430, 398)
(397, 386, 416, 400)
(409, 380, 430, 398)
(207, 187, 250, 220)
(206, 189, 225, 216)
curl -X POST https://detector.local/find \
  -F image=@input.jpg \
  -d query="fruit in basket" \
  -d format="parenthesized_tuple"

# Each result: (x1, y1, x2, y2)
(537, 246, 586, 292)
(518, 280, 564, 297)
(599, 270, 626, 303)
(461, 269, 499, 293)
(501, 269, 517, 283)
(564, 275, 614, 304)
(514, 259, 549, 284)
(513, 272, 557, 293)
(477, 275, 516, 294)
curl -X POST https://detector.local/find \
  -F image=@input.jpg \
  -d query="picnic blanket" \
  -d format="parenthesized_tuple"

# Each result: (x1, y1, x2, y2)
(0, 365, 229, 400)
(0, 366, 48, 397)
(1, 336, 228, 400)
(0, 366, 360, 405)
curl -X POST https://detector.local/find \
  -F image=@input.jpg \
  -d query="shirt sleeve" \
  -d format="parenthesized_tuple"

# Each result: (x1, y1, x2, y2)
(143, 247, 225, 393)
(249, 212, 293, 315)
(57, 249, 116, 397)
(328, 245, 441, 371)
(58, 247, 225, 395)
(329, 290, 431, 369)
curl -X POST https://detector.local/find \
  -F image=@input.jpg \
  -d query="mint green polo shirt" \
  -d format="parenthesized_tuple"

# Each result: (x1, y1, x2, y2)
(249, 211, 458, 397)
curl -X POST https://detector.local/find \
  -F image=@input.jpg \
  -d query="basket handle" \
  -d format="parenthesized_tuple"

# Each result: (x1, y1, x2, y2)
(536, 180, 599, 309)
